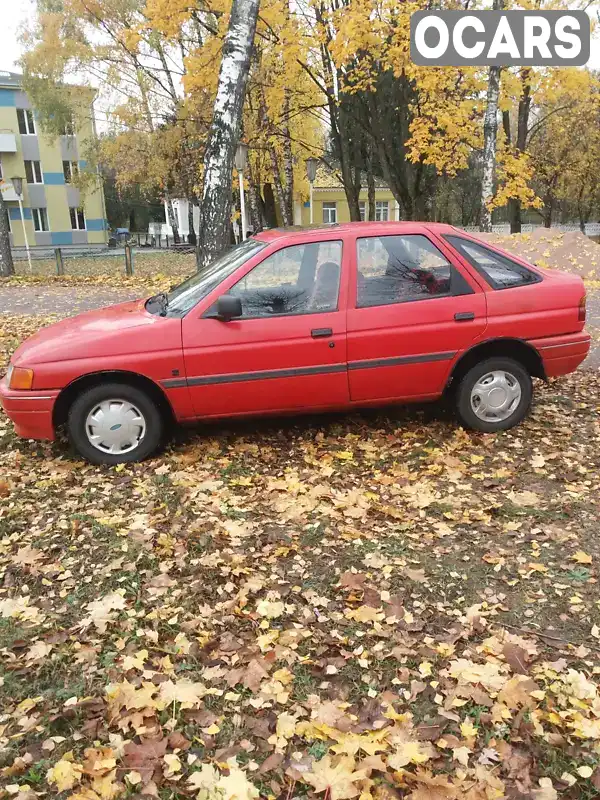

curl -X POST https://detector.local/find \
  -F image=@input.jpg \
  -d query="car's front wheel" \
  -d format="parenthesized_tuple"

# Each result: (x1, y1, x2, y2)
(67, 383, 164, 464)
(455, 357, 532, 432)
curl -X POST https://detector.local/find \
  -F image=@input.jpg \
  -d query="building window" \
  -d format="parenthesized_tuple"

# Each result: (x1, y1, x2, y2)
(62, 119, 75, 136)
(322, 202, 337, 224)
(70, 207, 86, 230)
(359, 201, 366, 221)
(32, 208, 49, 232)
(375, 200, 389, 222)
(17, 108, 36, 135)
(24, 160, 43, 184)
(63, 161, 79, 183)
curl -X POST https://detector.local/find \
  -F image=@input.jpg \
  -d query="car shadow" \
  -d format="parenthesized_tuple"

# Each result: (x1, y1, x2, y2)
(169, 398, 457, 451)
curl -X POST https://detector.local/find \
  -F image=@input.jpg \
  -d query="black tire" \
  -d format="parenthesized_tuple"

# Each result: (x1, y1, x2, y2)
(455, 357, 532, 433)
(67, 383, 164, 465)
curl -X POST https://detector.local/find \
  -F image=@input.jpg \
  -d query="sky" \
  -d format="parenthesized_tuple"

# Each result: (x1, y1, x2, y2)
(1, 0, 599, 74)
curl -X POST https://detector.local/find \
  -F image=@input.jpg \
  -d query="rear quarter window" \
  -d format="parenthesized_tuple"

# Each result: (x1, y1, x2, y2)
(445, 235, 542, 290)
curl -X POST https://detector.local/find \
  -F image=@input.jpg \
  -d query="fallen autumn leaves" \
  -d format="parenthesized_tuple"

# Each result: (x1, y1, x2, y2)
(1, 313, 600, 800)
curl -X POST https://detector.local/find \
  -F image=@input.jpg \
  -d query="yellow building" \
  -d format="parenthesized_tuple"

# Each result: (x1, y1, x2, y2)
(0, 71, 107, 249)
(295, 164, 400, 226)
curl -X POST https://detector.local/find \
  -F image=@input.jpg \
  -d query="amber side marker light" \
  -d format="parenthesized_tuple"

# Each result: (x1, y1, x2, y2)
(579, 295, 587, 322)
(8, 367, 34, 390)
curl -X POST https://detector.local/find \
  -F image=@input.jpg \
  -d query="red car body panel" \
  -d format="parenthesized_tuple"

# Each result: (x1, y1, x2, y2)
(0, 222, 590, 441)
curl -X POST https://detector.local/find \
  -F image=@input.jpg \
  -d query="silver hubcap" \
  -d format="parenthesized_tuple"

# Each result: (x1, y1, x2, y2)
(85, 399, 146, 454)
(470, 370, 522, 422)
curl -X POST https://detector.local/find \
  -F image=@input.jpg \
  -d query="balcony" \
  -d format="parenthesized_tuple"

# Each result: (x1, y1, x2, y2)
(0, 183, 18, 201)
(0, 131, 17, 152)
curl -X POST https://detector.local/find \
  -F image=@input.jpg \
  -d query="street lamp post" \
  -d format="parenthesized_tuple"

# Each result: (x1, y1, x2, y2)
(305, 157, 318, 225)
(11, 176, 32, 272)
(234, 142, 249, 241)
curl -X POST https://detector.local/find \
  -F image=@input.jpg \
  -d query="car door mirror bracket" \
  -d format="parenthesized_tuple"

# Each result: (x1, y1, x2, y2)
(208, 295, 243, 321)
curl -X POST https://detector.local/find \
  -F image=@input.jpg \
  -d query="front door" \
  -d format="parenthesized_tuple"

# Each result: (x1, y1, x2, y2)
(347, 231, 487, 402)
(182, 238, 349, 418)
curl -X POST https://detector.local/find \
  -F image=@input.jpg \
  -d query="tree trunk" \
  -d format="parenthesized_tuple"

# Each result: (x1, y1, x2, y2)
(269, 148, 290, 226)
(509, 69, 532, 234)
(282, 90, 294, 225)
(188, 200, 197, 245)
(480, 65, 501, 232)
(0, 191, 15, 276)
(247, 172, 263, 233)
(164, 195, 180, 244)
(480, 0, 503, 233)
(196, 0, 260, 270)
(366, 144, 375, 221)
(262, 183, 278, 228)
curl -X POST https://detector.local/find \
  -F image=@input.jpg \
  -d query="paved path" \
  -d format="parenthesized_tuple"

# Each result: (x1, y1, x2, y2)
(0, 284, 598, 367)
(0, 286, 140, 316)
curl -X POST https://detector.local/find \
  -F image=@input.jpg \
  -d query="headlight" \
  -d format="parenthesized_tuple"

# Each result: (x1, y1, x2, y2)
(8, 366, 34, 390)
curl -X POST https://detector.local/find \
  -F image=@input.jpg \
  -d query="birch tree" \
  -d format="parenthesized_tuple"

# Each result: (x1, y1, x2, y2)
(196, 0, 260, 269)
(479, 0, 503, 233)
(0, 189, 15, 277)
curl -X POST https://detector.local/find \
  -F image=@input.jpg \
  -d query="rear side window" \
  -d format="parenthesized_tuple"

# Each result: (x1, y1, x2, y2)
(356, 234, 473, 308)
(446, 236, 541, 290)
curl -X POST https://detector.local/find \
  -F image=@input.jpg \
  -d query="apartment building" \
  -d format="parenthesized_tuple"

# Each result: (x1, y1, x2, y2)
(0, 71, 107, 249)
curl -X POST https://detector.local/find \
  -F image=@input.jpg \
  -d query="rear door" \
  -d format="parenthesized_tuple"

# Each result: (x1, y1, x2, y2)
(347, 230, 487, 402)
(181, 237, 349, 417)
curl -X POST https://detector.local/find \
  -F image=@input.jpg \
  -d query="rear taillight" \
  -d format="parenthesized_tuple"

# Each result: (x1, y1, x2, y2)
(579, 295, 587, 322)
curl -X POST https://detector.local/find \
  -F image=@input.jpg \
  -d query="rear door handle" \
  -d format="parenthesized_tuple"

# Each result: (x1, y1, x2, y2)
(454, 312, 475, 321)
(311, 328, 333, 338)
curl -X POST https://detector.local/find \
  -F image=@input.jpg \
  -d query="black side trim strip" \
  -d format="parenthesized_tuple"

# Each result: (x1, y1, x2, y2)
(348, 351, 456, 371)
(183, 363, 347, 387)
(162, 378, 188, 388)
(162, 351, 456, 389)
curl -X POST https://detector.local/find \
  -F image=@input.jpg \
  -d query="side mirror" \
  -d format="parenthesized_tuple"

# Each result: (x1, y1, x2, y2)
(215, 294, 242, 321)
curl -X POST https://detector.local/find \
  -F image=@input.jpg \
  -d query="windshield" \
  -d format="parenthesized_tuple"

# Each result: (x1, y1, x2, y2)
(165, 238, 266, 315)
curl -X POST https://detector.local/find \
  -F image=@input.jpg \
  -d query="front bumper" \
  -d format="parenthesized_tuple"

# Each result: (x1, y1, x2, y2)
(0, 377, 58, 441)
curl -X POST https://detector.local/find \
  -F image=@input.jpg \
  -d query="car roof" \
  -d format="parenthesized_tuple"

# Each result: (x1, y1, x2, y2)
(252, 221, 458, 243)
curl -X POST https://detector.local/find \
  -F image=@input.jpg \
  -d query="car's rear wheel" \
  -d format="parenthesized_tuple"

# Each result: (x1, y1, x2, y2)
(67, 383, 163, 464)
(455, 357, 532, 432)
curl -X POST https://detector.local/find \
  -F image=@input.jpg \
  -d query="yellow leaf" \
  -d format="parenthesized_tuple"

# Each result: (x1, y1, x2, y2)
(345, 606, 383, 624)
(572, 551, 592, 564)
(122, 649, 148, 671)
(460, 720, 478, 738)
(452, 745, 471, 766)
(388, 741, 431, 769)
(256, 599, 285, 619)
(47, 759, 82, 792)
(163, 754, 182, 777)
(304, 755, 367, 800)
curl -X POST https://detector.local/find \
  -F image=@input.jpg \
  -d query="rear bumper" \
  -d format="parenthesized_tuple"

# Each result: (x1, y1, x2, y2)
(0, 377, 58, 440)
(529, 333, 591, 377)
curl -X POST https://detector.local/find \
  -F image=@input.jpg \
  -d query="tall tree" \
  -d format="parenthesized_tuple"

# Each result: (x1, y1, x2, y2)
(196, 0, 260, 268)
(0, 189, 15, 277)
(480, 0, 503, 233)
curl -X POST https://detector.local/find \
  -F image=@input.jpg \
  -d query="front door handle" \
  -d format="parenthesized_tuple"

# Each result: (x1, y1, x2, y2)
(454, 312, 475, 321)
(311, 327, 333, 338)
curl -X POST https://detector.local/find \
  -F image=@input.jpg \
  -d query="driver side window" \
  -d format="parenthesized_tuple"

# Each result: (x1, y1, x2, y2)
(228, 240, 342, 318)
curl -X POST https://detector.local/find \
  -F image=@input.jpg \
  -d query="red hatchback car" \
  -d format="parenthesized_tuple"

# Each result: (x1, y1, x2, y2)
(0, 222, 590, 464)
